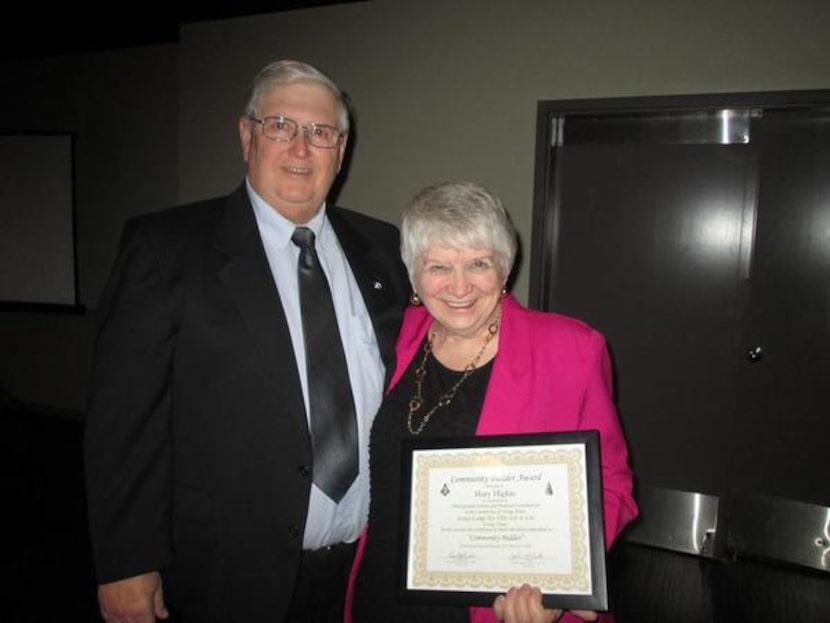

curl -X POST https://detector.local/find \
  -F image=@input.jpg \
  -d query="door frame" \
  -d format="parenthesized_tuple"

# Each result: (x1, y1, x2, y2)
(529, 89, 830, 309)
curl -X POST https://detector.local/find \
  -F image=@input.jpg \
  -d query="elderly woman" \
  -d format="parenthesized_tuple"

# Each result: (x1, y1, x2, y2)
(346, 181, 638, 623)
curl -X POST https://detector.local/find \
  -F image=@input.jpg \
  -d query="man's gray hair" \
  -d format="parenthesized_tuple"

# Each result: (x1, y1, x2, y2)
(242, 59, 350, 132)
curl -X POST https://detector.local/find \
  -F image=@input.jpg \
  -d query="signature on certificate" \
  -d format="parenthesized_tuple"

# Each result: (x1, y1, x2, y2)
(509, 552, 552, 568)
(445, 551, 479, 566)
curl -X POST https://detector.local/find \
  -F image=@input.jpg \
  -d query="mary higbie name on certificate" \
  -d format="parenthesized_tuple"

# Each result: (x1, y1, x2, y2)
(404, 441, 596, 598)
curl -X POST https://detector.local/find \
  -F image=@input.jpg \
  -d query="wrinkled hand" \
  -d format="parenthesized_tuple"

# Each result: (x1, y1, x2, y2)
(97, 571, 168, 623)
(492, 584, 599, 623)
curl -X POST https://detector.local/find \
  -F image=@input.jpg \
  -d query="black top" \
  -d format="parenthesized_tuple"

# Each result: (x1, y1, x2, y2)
(353, 337, 494, 623)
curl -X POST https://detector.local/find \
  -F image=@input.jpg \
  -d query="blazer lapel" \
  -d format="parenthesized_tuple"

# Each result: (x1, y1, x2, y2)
(477, 296, 532, 435)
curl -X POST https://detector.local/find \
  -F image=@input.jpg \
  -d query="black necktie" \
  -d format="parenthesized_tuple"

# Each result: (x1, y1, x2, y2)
(291, 227, 358, 503)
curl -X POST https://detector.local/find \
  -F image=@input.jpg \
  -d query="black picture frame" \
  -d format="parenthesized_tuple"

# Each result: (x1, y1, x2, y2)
(398, 430, 607, 611)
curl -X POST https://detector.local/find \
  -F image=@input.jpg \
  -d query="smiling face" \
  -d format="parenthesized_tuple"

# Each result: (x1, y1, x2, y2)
(238, 81, 347, 224)
(414, 244, 504, 339)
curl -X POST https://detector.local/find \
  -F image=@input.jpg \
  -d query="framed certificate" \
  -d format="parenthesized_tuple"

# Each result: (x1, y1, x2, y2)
(398, 431, 607, 611)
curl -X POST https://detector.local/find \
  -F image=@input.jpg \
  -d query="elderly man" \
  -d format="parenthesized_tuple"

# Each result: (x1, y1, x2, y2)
(84, 60, 409, 623)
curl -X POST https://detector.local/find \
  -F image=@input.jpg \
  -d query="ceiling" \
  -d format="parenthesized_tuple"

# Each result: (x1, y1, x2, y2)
(1, 1, 359, 60)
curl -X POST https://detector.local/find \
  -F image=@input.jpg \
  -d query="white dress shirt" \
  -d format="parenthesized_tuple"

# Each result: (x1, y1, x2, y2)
(246, 179, 384, 548)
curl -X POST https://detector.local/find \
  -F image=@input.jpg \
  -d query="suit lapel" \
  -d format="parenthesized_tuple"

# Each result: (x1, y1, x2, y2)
(208, 192, 402, 408)
(328, 208, 403, 381)
(212, 186, 306, 417)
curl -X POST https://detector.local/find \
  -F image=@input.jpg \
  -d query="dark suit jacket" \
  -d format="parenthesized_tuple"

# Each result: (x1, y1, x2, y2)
(84, 184, 409, 622)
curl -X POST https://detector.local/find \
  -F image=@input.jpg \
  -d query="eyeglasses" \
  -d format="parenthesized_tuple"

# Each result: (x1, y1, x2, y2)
(249, 115, 344, 149)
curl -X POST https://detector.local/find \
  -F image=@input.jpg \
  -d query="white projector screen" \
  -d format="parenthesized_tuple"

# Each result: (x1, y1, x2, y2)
(0, 133, 80, 310)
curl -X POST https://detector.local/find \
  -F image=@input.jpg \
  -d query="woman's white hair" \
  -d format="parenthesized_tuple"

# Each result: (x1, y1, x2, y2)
(401, 181, 518, 286)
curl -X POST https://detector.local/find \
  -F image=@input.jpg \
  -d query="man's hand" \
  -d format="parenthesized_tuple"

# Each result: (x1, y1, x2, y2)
(97, 571, 168, 623)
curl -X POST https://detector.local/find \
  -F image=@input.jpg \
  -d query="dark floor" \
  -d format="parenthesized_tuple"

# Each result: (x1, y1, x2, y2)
(609, 541, 830, 622)
(4, 403, 829, 623)
(2, 405, 100, 622)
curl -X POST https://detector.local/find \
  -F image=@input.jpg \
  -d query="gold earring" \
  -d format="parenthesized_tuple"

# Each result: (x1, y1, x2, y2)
(410, 292, 422, 306)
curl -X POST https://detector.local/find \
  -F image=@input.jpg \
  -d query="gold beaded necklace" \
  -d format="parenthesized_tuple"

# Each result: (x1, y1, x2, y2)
(407, 311, 500, 435)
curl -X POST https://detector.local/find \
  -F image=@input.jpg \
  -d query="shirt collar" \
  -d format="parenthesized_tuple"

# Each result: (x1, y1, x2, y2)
(245, 177, 328, 247)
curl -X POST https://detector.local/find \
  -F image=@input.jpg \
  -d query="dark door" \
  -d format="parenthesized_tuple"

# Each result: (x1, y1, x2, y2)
(730, 108, 830, 504)
(531, 94, 830, 506)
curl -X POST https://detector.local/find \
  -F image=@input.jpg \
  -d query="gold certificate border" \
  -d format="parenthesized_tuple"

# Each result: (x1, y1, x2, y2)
(409, 446, 591, 593)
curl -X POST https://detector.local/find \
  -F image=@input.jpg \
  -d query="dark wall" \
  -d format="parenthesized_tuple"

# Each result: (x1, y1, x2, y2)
(0, 46, 179, 411)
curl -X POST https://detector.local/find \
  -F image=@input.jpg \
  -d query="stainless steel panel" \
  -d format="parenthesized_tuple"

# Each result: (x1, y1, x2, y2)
(622, 485, 719, 557)
(724, 490, 830, 573)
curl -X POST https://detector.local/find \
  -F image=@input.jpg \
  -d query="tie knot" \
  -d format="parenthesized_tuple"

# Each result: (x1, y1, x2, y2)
(291, 227, 315, 250)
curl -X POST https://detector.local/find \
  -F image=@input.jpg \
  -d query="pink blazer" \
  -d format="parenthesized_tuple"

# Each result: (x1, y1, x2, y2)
(346, 295, 638, 623)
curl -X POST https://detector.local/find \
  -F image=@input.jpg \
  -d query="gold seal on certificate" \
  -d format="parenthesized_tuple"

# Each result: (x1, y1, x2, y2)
(398, 431, 608, 611)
